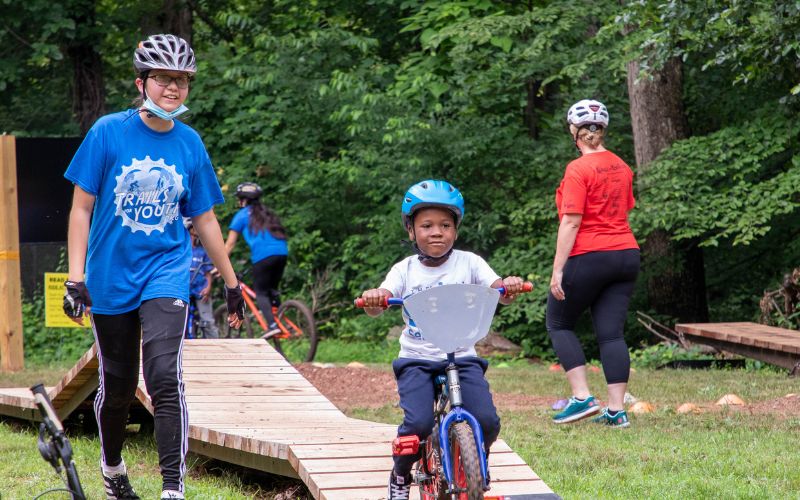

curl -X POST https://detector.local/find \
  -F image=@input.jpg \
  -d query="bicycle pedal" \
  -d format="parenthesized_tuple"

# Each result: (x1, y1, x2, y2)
(414, 472, 432, 483)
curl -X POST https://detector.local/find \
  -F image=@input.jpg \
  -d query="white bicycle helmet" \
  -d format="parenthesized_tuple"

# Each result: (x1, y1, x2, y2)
(567, 99, 609, 128)
(134, 34, 196, 74)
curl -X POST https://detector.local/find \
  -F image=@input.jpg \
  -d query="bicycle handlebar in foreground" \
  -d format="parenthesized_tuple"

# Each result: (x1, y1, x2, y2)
(354, 282, 533, 308)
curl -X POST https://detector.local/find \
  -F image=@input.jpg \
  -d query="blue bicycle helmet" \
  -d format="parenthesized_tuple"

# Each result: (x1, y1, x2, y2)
(401, 179, 465, 229)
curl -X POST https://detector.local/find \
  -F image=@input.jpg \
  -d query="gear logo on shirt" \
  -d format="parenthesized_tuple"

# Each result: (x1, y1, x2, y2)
(114, 156, 184, 235)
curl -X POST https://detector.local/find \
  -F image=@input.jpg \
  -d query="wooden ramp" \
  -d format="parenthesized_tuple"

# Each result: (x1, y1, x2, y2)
(0, 339, 558, 499)
(675, 322, 800, 374)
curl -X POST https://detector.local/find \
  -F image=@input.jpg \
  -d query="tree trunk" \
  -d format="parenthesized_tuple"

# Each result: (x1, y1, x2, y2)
(627, 57, 709, 322)
(523, 79, 543, 139)
(66, 1, 106, 135)
(162, 0, 193, 44)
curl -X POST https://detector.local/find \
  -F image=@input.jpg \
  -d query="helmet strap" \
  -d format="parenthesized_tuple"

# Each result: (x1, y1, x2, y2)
(139, 71, 155, 118)
(402, 239, 453, 266)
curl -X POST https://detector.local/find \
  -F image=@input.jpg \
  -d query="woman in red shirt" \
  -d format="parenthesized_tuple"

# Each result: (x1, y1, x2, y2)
(547, 100, 640, 428)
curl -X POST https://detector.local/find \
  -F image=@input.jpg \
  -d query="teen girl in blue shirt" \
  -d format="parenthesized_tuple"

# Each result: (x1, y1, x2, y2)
(62, 34, 244, 500)
(225, 182, 289, 337)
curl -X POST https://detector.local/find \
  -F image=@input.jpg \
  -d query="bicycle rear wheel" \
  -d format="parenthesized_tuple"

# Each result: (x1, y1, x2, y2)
(449, 422, 484, 500)
(271, 300, 318, 362)
(213, 304, 254, 338)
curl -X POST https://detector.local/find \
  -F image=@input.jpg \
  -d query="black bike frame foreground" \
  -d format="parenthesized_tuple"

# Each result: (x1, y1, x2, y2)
(31, 383, 86, 500)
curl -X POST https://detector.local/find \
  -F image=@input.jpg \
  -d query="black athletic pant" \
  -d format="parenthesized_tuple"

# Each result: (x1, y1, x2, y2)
(252, 255, 287, 326)
(92, 297, 188, 493)
(546, 249, 640, 384)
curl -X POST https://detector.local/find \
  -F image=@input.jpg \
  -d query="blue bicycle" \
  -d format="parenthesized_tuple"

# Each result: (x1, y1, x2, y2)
(357, 282, 532, 499)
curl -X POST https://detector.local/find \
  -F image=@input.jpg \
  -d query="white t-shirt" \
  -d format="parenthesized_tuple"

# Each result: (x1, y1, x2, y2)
(379, 250, 501, 360)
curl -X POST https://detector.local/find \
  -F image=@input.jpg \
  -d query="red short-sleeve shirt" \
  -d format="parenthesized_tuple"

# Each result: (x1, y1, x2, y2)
(555, 150, 639, 256)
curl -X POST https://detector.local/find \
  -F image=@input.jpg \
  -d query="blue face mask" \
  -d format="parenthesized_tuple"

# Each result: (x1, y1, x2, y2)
(142, 97, 189, 121)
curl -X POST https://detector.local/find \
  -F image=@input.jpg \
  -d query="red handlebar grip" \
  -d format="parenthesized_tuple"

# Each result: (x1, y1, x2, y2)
(522, 281, 533, 293)
(354, 297, 389, 308)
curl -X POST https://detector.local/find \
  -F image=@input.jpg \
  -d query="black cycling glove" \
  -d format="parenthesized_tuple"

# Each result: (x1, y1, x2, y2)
(225, 284, 246, 321)
(63, 281, 92, 318)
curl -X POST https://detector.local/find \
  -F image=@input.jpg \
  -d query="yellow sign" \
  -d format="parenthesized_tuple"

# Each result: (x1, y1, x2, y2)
(45, 273, 90, 328)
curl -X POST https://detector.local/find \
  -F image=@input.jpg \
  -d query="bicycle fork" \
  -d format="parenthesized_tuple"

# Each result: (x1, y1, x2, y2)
(439, 354, 491, 492)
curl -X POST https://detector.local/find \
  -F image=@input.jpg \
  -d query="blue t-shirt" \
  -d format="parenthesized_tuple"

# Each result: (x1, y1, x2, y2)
(64, 110, 224, 314)
(189, 245, 213, 298)
(230, 207, 288, 264)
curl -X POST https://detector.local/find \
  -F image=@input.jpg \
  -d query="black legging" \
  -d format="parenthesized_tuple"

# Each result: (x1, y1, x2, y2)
(252, 254, 287, 326)
(546, 249, 640, 384)
(91, 297, 188, 493)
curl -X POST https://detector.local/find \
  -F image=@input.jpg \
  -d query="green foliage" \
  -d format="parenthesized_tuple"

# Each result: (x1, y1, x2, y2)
(4, 0, 800, 359)
(633, 109, 800, 247)
(629, 343, 709, 369)
(22, 295, 93, 364)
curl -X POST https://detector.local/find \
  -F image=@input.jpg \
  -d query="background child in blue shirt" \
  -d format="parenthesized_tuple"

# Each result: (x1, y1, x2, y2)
(186, 218, 219, 338)
(225, 182, 289, 337)
(359, 179, 526, 499)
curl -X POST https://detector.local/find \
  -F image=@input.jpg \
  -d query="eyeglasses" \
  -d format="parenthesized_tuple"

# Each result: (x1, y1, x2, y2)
(149, 74, 191, 89)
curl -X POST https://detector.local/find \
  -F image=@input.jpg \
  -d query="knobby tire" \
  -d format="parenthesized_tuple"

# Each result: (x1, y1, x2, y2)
(271, 300, 318, 362)
(450, 422, 483, 500)
(213, 304, 254, 338)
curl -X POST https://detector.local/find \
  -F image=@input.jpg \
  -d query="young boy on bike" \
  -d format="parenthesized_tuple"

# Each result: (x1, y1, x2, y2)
(359, 179, 525, 500)
(185, 217, 219, 338)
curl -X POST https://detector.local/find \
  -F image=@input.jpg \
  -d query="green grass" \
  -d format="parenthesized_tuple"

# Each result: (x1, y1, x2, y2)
(352, 363, 800, 499)
(4, 348, 799, 499)
(0, 420, 307, 499)
(309, 337, 401, 364)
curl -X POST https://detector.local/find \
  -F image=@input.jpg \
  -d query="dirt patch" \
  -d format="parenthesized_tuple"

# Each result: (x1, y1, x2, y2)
(298, 364, 800, 418)
(743, 393, 800, 418)
(298, 364, 566, 413)
(296, 364, 399, 409)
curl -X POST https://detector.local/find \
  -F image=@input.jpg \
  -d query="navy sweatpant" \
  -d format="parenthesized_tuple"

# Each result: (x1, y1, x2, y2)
(546, 248, 640, 384)
(391, 356, 501, 476)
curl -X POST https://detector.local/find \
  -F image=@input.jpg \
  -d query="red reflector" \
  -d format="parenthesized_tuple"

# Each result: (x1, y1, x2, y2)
(392, 435, 420, 456)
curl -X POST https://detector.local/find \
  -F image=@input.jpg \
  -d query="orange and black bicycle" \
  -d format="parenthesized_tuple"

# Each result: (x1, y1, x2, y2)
(214, 280, 318, 363)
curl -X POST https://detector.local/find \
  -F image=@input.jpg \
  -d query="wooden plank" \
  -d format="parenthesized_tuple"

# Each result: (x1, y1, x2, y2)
(319, 478, 557, 500)
(0, 340, 557, 500)
(188, 438, 299, 479)
(50, 344, 99, 406)
(184, 401, 340, 411)
(311, 470, 550, 497)
(184, 395, 332, 403)
(0, 387, 38, 408)
(180, 358, 290, 366)
(180, 366, 299, 374)
(676, 322, 800, 355)
(289, 440, 513, 461)
(297, 452, 527, 476)
(0, 135, 24, 372)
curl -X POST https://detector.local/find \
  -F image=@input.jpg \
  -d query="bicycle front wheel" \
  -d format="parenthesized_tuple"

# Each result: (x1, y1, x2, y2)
(214, 304, 254, 339)
(449, 422, 484, 500)
(271, 300, 318, 362)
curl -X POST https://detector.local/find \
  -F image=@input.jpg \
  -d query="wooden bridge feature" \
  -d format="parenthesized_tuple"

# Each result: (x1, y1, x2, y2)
(0, 339, 558, 499)
(675, 322, 800, 374)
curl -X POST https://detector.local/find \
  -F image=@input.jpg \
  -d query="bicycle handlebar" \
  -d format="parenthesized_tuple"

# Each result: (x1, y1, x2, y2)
(354, 282, 533, 308)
